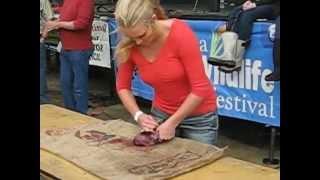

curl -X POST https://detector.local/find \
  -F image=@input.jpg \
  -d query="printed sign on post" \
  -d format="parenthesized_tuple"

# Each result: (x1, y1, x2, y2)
(90, 19, 111, 68)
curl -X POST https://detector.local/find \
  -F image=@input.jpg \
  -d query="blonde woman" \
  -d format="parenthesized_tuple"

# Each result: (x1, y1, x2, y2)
(115, 0, 218, 144)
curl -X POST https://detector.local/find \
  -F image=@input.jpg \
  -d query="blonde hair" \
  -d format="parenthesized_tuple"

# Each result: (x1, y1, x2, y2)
(115, 0, 167, 63)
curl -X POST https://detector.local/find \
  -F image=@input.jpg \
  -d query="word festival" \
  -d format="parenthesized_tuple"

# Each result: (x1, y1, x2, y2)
(199, 39, 277, 119)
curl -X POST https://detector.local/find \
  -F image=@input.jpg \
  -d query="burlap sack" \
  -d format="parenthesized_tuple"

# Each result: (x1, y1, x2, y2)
(40, 119, 224, 180)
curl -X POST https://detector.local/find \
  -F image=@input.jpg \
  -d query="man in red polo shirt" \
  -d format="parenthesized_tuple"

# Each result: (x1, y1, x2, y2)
(45, 0, 94, 114)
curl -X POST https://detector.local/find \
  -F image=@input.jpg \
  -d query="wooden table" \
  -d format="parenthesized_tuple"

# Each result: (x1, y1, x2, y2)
(40, 104, 280, 180)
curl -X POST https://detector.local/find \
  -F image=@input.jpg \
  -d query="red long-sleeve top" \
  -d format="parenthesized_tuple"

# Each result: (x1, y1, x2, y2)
(116, 19, 217, 116)
(58, 0, 94, 50)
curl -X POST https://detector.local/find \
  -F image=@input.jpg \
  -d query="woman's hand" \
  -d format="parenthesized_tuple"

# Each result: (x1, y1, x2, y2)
(156, 120, 177, 140)
(137, 114, 159, 131)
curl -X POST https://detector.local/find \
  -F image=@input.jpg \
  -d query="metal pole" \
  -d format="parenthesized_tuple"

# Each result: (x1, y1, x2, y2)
(263, 126, 280, 167)
(269, 127, 276, 161)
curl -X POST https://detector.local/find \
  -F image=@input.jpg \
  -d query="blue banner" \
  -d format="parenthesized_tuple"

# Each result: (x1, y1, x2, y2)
(108, 19, 280, 127)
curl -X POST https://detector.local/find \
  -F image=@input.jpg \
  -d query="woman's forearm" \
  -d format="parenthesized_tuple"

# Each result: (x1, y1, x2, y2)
(117, 89, 141, 116)
(57, 21, 75, 30)
(166, 93, 204, 127)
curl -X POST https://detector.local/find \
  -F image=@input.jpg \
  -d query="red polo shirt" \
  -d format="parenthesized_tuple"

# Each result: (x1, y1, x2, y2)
(58, 0, 94, 50)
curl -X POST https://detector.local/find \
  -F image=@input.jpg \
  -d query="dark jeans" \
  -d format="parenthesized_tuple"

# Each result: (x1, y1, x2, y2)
(229, 5, 276, 41)
(59, 48, 93, 114)
(40, 42, 49, 104)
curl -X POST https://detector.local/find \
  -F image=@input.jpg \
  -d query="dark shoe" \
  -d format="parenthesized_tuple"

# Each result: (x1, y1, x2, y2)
(265, 72, 280, 81)
(208, 57, 236, 67)
(219, 65, 241, 73)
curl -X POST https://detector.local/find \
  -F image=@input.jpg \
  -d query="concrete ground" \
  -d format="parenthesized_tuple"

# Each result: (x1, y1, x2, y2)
(45, 59, 280, 169)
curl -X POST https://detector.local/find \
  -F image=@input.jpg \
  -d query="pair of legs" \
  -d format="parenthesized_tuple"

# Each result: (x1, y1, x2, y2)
(40, 42, 50, 104)
(59, 49, 93, 114)
(214, 5, 277, 73)
(220, 5, 276, 40)
(265, 16, 280, 81)
(151, 107, 219, 145)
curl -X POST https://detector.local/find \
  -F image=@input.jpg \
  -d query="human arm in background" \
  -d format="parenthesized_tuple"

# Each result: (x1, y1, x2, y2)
(45, 0, 94, 31)
(42, 25, 50, 39)
(40, 0, 54, 38)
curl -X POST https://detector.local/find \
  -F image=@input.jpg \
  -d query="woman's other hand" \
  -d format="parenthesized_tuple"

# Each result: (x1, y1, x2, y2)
(156, 120, 176, 140)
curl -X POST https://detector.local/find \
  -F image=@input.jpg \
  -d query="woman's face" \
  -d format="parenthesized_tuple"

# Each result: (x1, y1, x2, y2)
(120, 22, 154, 46)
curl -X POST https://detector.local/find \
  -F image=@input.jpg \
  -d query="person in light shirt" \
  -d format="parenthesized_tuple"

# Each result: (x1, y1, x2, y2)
(40, 0, 54, 104)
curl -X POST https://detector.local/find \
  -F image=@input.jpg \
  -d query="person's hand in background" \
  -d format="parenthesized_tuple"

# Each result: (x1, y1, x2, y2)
(46, 20, 60, 31)
(242, 0, 256, 11)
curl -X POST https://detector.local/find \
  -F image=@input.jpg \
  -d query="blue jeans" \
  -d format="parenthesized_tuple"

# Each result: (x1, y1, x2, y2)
(230, 5, 276, 41)
(59, 49, 93, 114)
(40, 42, 49, 104)
(151, 107, 219, 145)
